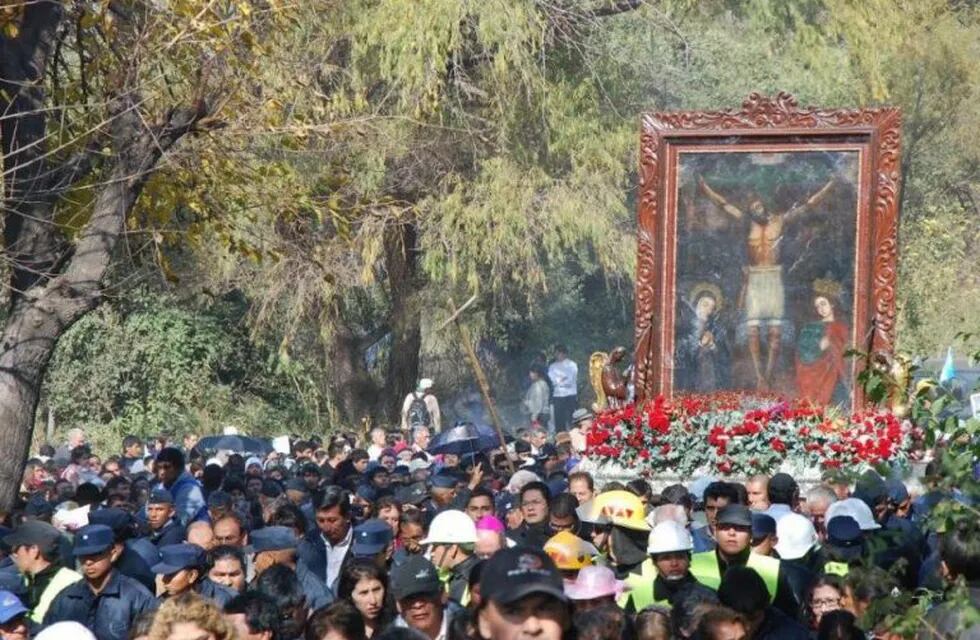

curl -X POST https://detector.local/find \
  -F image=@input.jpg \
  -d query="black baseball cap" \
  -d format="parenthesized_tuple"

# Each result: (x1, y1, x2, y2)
(390, 555, 442, 600)
(480, 546, 567, 605)
(3, 521, 60, 552)
(826, 516, 864, 561)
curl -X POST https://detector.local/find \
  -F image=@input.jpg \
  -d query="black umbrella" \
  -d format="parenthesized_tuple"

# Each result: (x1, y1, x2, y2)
(429, 422, 510, 456)
(195, 435, 273, 456)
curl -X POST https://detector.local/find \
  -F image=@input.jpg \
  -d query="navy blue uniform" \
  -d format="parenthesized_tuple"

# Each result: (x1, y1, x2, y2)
(43, 570, 157, 640)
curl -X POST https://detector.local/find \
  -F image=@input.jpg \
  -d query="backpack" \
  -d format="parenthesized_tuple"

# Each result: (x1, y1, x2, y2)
(408, 393, 431, 427)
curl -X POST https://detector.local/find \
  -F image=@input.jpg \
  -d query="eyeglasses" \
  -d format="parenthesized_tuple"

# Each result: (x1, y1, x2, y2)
(811, 598, 841, 610)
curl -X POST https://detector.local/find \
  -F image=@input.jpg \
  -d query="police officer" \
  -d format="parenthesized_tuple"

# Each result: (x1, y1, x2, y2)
(152, 543, 234, 606)
(351, 519, 395, 568)
(43, 524, 157, 640)
(250, 525, 333, 611)
(144, 489, 185, 547)
(689, 504, 799, 619)
(3, 521, 80, 624)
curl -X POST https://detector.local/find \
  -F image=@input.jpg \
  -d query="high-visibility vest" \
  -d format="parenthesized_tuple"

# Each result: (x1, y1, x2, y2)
(29, 566, 82, 624)
(617, 558, 667, 610)
(689, 551, 779, 602)
(824, 561, 850, 576)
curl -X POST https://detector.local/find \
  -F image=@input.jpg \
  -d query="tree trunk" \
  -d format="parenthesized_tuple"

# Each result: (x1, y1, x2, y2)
(383, 221, 422, 421)
(326, 322, 381, 423)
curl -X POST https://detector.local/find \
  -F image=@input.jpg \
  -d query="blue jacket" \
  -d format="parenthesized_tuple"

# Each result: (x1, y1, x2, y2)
(160, 471, 208, 526)
(43, 570, 157, 640)
(691, 526, 716, 552)
(296, 561, 334, 612)
(297, 530, 352, 594)
(149, 518, 186, 548)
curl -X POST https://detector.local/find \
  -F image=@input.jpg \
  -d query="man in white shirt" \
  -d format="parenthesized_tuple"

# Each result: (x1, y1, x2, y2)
(548, 345, 578, 432)
(297, 486, 353, 593)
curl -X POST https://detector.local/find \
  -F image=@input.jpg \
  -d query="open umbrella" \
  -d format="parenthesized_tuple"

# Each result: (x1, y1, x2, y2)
(195, 435, 273, 456)
(429, 422, 510, 456)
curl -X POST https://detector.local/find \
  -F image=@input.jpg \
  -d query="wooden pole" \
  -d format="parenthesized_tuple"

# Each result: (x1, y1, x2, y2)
(447, 298, 515, 474)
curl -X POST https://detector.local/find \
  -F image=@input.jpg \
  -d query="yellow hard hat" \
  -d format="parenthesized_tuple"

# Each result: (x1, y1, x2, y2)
(576, 490, 650, 532)
(544, 531, 598, 570)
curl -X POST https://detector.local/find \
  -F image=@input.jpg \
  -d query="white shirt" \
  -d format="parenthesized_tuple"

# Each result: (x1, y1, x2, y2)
(367, 444, 385, 461)
(322, 525, 353, 588)
(548, 358, 578, 398)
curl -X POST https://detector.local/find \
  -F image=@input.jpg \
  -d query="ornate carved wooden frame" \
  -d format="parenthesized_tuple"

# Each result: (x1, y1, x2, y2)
(633, 92, 902, 406)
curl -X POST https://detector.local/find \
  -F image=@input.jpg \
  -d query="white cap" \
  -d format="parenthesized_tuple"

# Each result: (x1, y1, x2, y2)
(774, 513, 818, 560)
(37, 623, 96, 640)
(420, 510, 477, 545)
(826, 498, 881, 531)
(419, 378, 434, 390)
(408, 459, 431, 473)
(647, 520, 693, 554)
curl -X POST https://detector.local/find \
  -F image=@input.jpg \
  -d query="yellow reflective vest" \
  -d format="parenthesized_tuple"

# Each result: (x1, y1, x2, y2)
(29, 566, 82, 624)
(617, 558, 668, 611)
(689, 551, 779, 602)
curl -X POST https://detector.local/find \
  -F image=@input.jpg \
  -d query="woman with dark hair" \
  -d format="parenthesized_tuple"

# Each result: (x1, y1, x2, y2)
(338, 560, 396, 637)
(816, 610, 864, 640)
(802, 573, 845, 631)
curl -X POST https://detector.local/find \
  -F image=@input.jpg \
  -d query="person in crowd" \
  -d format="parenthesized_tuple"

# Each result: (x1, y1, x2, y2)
(401, 379, 441, 434)
(208, 546, 247, 594)
(745, 475, 770, 512)
(475, 546, 573, 640)
(689, 504, 800, 618)
(548, 345, 579, 432)
(523, 364, 553, 428)
(253, 564, 310, 640)
(420, 510, 479, 606)
(152, 543, 235, 606)
(3, 521, 81, 624)
(804, 485, 838, 541)
(717, 566, 809, 640)
(338, 560, 395, 638)
(816, 609, 865, 640)
(918, 518, 980, 639)
(251, 526, 333, 611)
(473, 516, 507, 560)
(509, 481, 552, 548)
(567, 410, 593, 455)
(153, 448, 208, 525)
(543, 530, 596, 583)
(692, 481, 740, 552)
(565, 565, 625, 613)
(548, 493, 579, 536)
(628, 521, 716, 612)
(464, 488, 495, 523)
(306, 601, 366, 640)
(145, 489, 186, 547)
(224, 591, 282, 640)
(187, 521, 216, 551)
(764, 473, 800, 522)
(351, 519, 395, 568)
(146, 592, 235, 640)
(802, 573, 845, 631)
(0, 590, 29, 640)
(299, 486, 354, 594)
(44, 524, 157, 640)
(634, 606, 672, 640)
(390, 556, 450, 640)
(573, 601, 634, 640)
(750, 513, 778, 556)
(694, 605, 750, 640)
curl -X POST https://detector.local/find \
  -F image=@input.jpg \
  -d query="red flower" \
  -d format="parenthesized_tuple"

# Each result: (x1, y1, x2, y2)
(660, 443, 671, 455)
(717, 460, 732, 474)
(770, 437, 787, 453)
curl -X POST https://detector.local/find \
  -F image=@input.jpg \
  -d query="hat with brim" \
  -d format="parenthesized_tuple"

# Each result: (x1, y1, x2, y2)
(151, 543, 205, 575)
(71, 524, 115, 557)
(245, 526, 297, 554)
(0, 590, 27, 625)
(2, 521, 61, 552)
(716, 504, 753, 528)
(480, 546, 568, 606)
(563, 566, 627, 601)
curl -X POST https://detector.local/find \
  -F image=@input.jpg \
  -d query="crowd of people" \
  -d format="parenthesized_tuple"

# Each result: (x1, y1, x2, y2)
(0, 391, 976, 640)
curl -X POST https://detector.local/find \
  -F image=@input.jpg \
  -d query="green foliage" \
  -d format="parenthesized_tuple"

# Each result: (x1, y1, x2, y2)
(42, 291, 318, 452)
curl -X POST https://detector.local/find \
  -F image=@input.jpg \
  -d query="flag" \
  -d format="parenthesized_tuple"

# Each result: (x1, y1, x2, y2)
(939, 347, 956, 385)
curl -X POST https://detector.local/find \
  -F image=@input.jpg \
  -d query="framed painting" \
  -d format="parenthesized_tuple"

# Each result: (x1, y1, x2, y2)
(633, 93, 902, 409)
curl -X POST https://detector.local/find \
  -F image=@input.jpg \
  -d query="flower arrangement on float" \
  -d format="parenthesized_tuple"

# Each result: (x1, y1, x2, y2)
(585, 392, 917, 477)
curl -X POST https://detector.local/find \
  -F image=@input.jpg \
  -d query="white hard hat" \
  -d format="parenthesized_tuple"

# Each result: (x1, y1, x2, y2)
(774, 513, 817, 560)
(647, 520, 693, 554)
(826, 498, 881, 531)
(420, 510, 477, 545)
